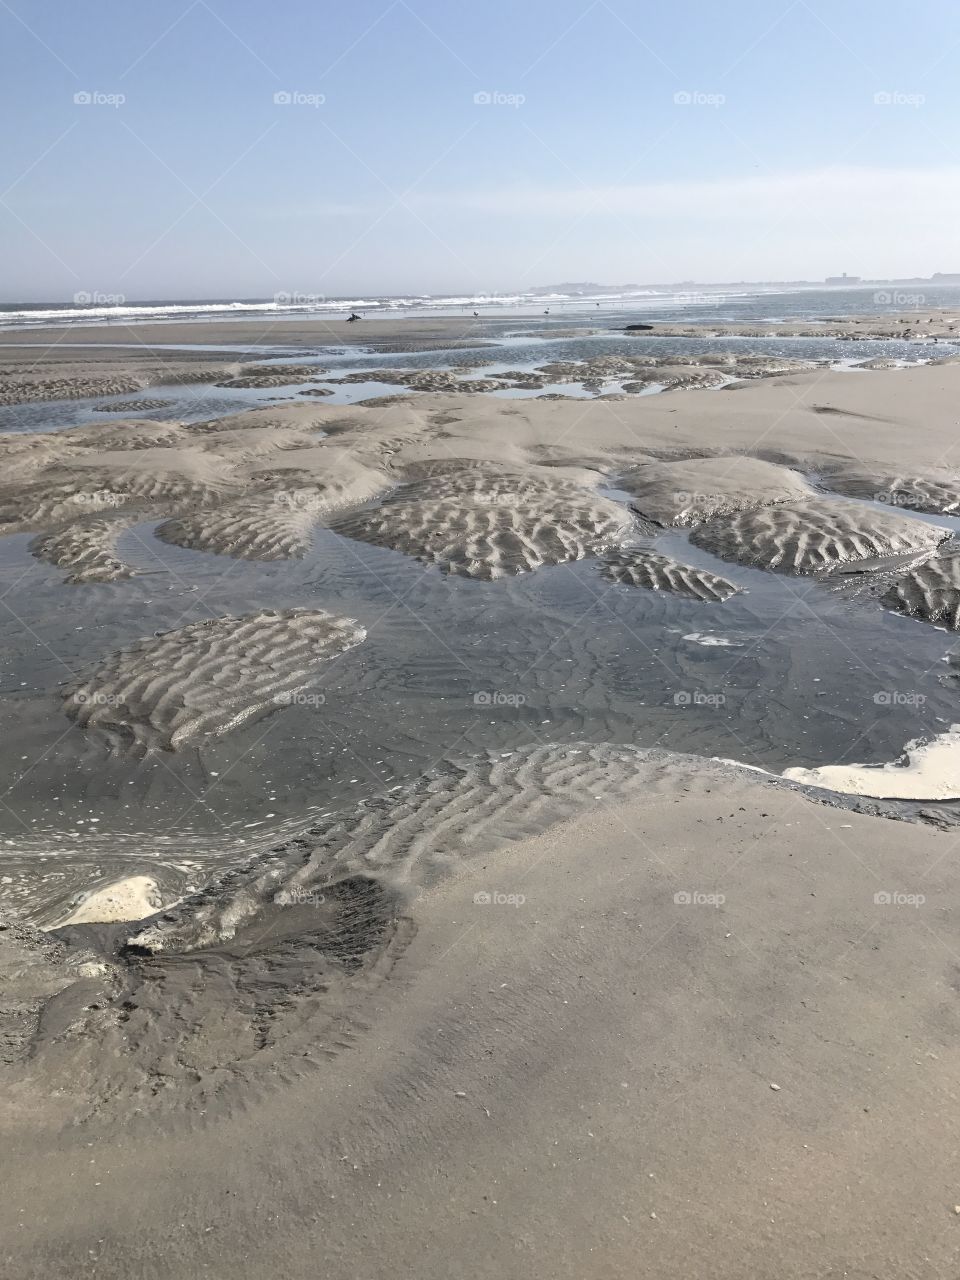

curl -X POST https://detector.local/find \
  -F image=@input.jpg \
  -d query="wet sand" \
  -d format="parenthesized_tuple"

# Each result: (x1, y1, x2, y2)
(5, 768, 960, 1279)
(3, 324, 960, 1278)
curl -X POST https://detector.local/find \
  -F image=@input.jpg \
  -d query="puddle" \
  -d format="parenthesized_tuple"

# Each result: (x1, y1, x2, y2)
(1, 489, 958, 923)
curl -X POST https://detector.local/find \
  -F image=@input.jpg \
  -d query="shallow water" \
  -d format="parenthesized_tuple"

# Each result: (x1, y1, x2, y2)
(1, 480, 957, 924)
(3, 329, 959, 434)
(3, 309, 960, 924)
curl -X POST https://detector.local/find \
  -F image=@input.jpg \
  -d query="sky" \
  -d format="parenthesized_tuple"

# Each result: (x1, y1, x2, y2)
(2, 0, 959, 301)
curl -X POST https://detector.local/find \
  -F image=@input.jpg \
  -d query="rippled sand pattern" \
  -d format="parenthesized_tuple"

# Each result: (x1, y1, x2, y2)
(691, 497, 948, 574)
(6, 745, 756, 1120)
(132, 743, 748, 955)
(64, 608, 366, 753)
(30, 515, 141, 583)
(620, 455, 813, 526)
(156, 498, 320, 561)
(601, 549, 741, 601)
(824, 465, 960, 515)
(885, 549, 960, 628)
(332, 465, 635, 579)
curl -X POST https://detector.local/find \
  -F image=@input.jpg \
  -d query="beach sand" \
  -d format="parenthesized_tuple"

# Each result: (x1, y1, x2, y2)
(4, 769, 960, 1279)
(2, 321, 960, 1278)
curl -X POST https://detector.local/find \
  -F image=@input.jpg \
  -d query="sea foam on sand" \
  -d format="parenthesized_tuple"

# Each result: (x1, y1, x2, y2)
(783, 725, 960, 800)
(58, 875, 163, 925)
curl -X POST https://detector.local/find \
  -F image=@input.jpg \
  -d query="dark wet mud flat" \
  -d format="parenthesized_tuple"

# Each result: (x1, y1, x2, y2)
(0, 492, 957, 926)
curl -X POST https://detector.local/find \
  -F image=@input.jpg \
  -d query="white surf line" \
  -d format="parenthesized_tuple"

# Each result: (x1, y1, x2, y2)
(782, 725, 960, 801)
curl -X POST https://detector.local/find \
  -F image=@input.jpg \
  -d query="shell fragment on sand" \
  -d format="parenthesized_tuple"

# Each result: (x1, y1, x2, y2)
(64, 608, 366, 754)
(601, 549, 741, 602)
(691, 497, 949, 575)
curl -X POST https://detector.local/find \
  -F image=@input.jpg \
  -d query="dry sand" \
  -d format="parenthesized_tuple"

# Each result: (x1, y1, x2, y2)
(3, 324, 960, 1278)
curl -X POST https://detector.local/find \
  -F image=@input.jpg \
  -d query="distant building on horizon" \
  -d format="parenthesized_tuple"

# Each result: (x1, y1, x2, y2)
(931, 272, 960, 283)
(825, 272, 862, 285)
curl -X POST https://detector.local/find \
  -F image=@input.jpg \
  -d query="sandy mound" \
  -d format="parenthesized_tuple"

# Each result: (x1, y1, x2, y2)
(885, 548, 960, 628)
(29, 514, 142, 583)
(822, 463, 960, 514)
(691, 496, 949, 574)
(620, 455, 813, 526)
(155, 498, 320, 561)
(0, 422, 392, 574)
(0, 479, 139, 535)
(331, 465, 635, 579)
(130, 744, 753, 957)
(601, 549, 741, 601)
(0, 372, 148, 405)
(64, 608, 366, 754)
(92, 398, 176, 414)
(0, 361, 234, 405)
(217, 364, 328, 388)
(2, 747, 761, 1123)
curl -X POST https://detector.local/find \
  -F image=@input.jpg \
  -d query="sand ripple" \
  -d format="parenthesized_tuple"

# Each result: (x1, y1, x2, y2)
(131, 743, 751, 955)
(332, 465, 635, 579)
(823, 465, 960, 515)
(155, 499, 319, 561)
(64, 608, 365, 753)
(691, 497, 948, 575)
(30, 515, 141, 583)
(620, 456, 813, 526)
(885, 548, 960, 628)
(601, 549, 741, 601)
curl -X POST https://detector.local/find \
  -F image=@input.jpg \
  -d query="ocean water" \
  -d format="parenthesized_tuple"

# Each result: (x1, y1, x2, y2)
(2, 281, 960, 331)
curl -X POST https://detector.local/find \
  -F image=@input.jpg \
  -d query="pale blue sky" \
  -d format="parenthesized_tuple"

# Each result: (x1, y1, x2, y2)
(2, 0, 959, 300)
